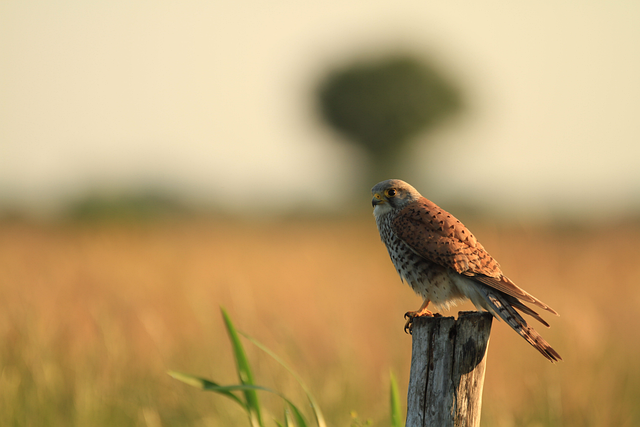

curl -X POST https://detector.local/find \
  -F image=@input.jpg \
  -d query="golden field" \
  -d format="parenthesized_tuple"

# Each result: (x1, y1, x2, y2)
(1, 216, 639, 426)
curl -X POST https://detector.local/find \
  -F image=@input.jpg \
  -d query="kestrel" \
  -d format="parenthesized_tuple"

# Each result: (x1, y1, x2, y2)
(372, 179, 561, 362)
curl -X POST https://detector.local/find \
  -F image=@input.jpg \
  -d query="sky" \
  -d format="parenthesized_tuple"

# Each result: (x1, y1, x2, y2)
(1, 1, 639, 220)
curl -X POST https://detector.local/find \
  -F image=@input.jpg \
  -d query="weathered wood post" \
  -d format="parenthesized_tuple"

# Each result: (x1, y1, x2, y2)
(406, 311, 493, 427)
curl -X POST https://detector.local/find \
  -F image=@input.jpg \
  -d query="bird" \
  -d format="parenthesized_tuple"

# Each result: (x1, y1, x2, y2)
(371, 179, 562, 362)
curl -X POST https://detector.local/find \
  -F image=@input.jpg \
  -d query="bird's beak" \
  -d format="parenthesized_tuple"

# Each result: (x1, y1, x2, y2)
(372, 193, 385, 207)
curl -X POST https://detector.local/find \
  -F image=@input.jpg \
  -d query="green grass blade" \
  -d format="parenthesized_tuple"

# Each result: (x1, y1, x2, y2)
(221, 308, 263, 427)
(209, 385, 307, 426)
(240, 332, 326, 427)
(284, 408, 294, 427)
(167, 370, 245, 408)
(389, 372, 403, 427)
(287, 402, 308, 427)
(180, 381, 309, 427)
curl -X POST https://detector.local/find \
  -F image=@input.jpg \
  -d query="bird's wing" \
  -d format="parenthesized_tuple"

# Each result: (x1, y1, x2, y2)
(474, 275, 559, 315)
(391, 198, 558, 314)
(390, 198, 501, 276)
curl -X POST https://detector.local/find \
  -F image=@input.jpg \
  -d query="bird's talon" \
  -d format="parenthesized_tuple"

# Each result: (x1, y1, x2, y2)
(404, 312, 416, 334)
(404, 321, 413, 334)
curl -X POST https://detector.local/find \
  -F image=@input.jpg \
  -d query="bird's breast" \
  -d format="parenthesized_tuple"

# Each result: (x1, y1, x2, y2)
(377, 215, 465, 309)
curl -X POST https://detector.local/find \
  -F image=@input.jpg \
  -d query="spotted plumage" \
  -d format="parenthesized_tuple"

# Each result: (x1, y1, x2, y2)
(372, 179, 561, 362)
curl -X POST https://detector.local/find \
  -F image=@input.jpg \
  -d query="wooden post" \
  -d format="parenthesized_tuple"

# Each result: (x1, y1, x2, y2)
(406, 311, 493, 427)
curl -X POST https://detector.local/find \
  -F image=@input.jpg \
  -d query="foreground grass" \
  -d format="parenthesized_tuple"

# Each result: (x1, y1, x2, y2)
(1, 217, 639, 426)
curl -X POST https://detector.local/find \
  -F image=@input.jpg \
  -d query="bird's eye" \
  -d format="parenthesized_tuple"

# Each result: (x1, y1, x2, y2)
(385, 189, 397, 197)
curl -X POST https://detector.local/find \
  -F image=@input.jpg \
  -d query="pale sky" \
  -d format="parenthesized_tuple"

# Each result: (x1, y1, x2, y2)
(1, 1, 639, 220)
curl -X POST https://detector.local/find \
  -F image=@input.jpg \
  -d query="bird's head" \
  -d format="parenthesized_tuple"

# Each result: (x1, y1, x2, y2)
(371, 179, 422, 216)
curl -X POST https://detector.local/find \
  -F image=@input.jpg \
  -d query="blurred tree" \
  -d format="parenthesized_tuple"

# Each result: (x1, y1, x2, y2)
(317, 53, 463, 184)
(64, 190, 188, 222)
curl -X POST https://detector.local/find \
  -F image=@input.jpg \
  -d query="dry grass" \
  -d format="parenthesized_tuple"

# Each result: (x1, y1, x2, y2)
(1, 216, 639, 426)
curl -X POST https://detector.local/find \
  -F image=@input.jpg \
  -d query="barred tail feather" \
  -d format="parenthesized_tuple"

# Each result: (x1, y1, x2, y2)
(506, 295, 550, 327)
(482, 289, 562, 362)
(450, 274, 562, 362)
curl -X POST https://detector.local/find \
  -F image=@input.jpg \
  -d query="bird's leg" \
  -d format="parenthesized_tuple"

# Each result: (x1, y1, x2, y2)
(404, 299, 434, 334)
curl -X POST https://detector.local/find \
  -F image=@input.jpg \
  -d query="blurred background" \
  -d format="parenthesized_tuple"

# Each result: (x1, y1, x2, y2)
(1, 2, 640, 426)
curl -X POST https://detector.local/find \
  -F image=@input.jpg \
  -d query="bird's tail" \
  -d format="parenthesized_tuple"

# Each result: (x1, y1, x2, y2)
(476, 285, 562, 363)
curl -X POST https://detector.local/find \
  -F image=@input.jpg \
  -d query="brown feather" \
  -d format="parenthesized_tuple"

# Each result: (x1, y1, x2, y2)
(392, 198, 559, 316)
(484, 290, 562, 362)
(474, 275, 558, 315)
(498, 292, 551, 327)
(391, 198, 502, 277)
